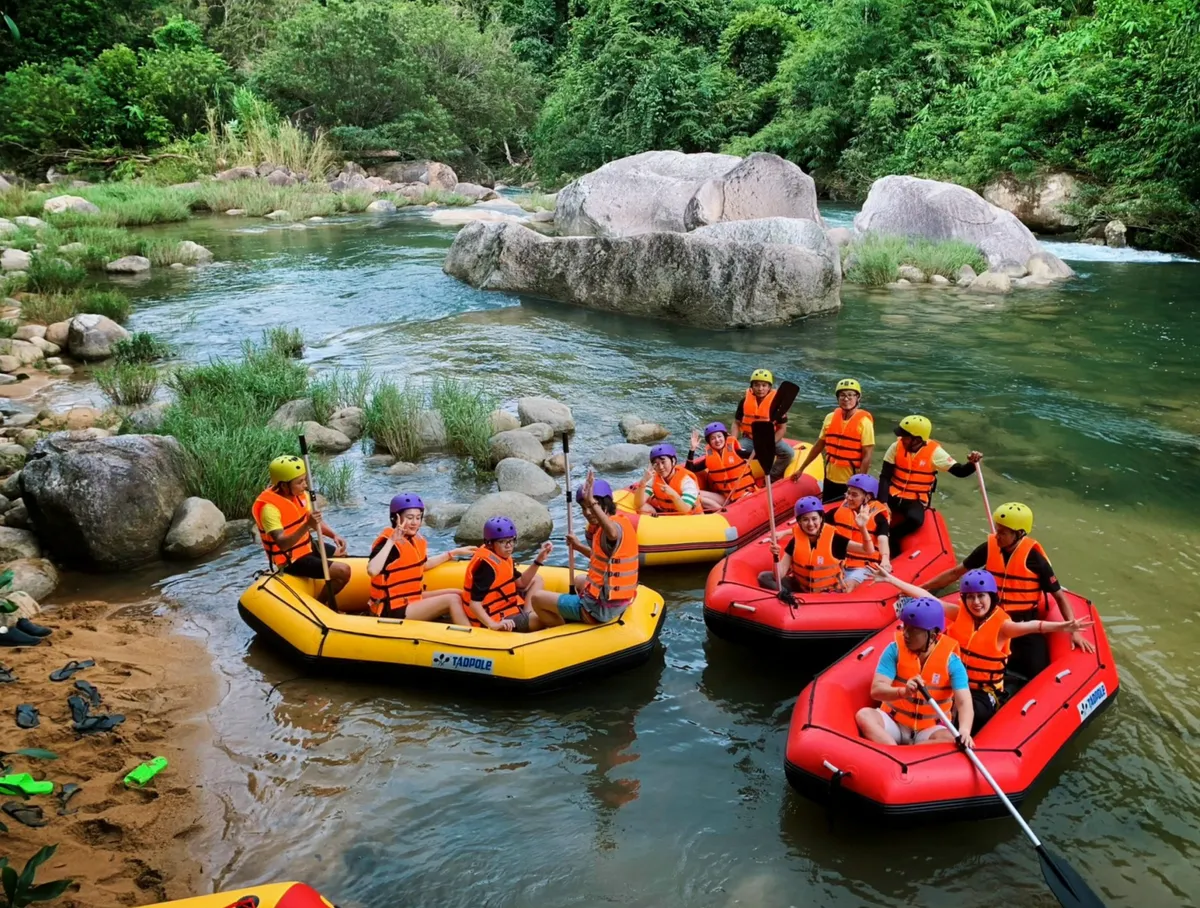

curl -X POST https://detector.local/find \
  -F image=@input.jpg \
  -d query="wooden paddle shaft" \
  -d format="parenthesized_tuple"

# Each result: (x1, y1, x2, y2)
(977, 465, 996, 534)
(298, 436, 333, 589)
(562, 432, 575, 585)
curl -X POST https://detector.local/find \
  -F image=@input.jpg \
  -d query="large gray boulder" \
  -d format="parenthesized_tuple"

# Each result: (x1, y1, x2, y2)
(43, 195, 100, 216)
(854, 175, 1071, 276)
(556, 150, 741, 237)
(327, 406, 365, 441)
(592, 443, 651, 471)
(298, 420, 352, 453)
(21, 433, 188, 570)
(268, 398, 317, 430)
(163, 497, 226, 559)
(517, 397, 574, 434)
(417, 410, 448, 451)
(455, 491, 553, 544)
(425, 501, 470, 529)
(684, 153, 822, 230)
(444, 221, 841, 329)
(983, 173, 1079, 233)
(489, 429, 546, 466)
(105, 255, 151, 274)
(495, 458, 559, 500)
(67, 314, 130, 361)
(374, 161, 458, 191)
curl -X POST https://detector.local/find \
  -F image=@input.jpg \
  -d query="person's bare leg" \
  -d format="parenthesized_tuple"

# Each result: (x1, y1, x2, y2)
(856, 708, 897, 746)
(403, 592, 462, 621)
(699, 490, 726, 512)
(530, 590, 566, 628)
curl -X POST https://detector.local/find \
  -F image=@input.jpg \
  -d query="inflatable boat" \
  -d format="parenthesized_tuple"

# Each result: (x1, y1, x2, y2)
(610, 441, 823, 566)
(784, 591, 1118, 822)
(703, 508, 957, 647)
(144, 881, 333, 907)
(238, 561, 665, 693)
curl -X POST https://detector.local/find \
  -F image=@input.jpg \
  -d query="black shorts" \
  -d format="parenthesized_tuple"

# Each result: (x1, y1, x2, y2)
(971, 687, 1001, 734)
(283, 542, 337, 579)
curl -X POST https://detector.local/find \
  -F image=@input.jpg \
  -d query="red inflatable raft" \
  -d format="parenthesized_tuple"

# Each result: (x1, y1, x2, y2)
(703, 507, 957, 647)
(784, 591, 1118, 822)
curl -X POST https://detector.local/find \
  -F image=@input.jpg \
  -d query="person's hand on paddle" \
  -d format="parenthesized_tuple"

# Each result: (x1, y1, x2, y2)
(967, 450, 983, 464)
(1071, 630, 1096, 654)
(566, 534, 585, 553)
(958, 729, 975, 750)
(905, 674, 926, 696)
(306, 509, 323, 532)
(770, 542, 781, 559)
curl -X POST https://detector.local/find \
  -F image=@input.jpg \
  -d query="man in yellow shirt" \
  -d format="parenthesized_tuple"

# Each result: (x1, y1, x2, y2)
(795, 379, 875, 502)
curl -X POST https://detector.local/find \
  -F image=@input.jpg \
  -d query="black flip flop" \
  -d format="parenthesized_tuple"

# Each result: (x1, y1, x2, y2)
(67, 694, 91, 724)
(0, 663, 13, 683)
(57, 783, 81, 816)
(50, 659, 95, 682)
(74, 714, 125, 735)
(16, 704, 38, 729)
(2, 801, 47, 827)
(75, 679, 102, 708)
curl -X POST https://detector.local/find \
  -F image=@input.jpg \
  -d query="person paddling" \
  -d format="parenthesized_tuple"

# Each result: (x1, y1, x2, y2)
(687, 422, 756, 511)
(871, 566, 1093, 732)
(855, 597, 975, 748)
(462, 517, 550, 632)
(795, 379, 875, 502)
(634, 443, 702, 514)
(532, 471, 640, 627)
(735, 368, 793, 481)
(828, 474, 891, 591)
(759, 496, 875, 595)
(252, 455, 350, 606)
(366, 493, 476, 622)
(878, 415, 982, 547)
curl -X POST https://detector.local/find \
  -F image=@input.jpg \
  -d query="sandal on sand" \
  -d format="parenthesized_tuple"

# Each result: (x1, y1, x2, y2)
(2, 801, 47, 827)
(67, 694, 91, 724)
(15, 704, 39, 729)
(50, 659, 95, 682)
(0, 663, 13, 683)
(74, 714, 125, 736)
(57, 783, 82, 816)
(75, 679, 102, 708)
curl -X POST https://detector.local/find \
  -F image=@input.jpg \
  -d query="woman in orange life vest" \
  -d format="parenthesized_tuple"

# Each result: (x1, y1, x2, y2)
(532, 470, 640, 626)
(634, 443, 702, 515)
(366, 494, 477, 621)
(855, 597, 976, 748)
(870, 566, 1093, 732)
(733, 368, 793, 481)
(252, 455, 351, 606)
(795, 378, 876, 503)
(462, 516, 551, 632)
(686, 422, 756, 511)
(828, 473, 891, 591)
(758, 496, 876, 595)
(877, 414, 983, 548)
(921, 501, 1095, 681)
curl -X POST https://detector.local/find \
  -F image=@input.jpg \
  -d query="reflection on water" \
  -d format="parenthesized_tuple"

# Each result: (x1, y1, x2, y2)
(82, 209, 1200, 907)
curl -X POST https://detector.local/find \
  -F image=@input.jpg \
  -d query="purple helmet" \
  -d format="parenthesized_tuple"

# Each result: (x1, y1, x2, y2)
(580, 479, 614, 499)
(794, 496, 824, 517)
(847, 474, 879, 498)
(650, 443, 677, 461)
(483, 516, 517, 541)
(390, 493, 424, 516)
(703, 422, 728, 439)
(960, 569, 999, 596)
(899, 597, 946, 633)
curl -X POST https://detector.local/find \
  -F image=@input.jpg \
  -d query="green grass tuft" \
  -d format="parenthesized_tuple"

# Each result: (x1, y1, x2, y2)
(19, 293, 77, 325)
(364, 379, 424, 462)
(263, 326, 304, 359)
(114, 331, 172, 364)
(25, 255, 87, 294)
(82, 290, 132, 323)
(309, 367, 375, 424)
(0, 320, 17, 339)
(95, 363, 160, 406)
(843, 234, 988, 286)
(312, 458, 355, 505)
(431, 376, 498, 468)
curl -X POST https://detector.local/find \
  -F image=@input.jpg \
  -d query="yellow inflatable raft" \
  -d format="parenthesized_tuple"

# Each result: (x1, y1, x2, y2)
(143, 881, 333, 907)
(610, 440, 824, 566)
(238, 561, 665, 692)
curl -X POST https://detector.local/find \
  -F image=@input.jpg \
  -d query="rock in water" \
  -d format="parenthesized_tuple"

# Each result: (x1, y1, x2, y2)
(455, 492, 553, 544)
(425, 501, 470, 529)
(489, 409, 521, 433)
(176, 241, 214, 264)
(592, 443, 651, 471)
(854, 176, 1071, 276)
(970, 270, 1013, 294)
(268, 398, 317, 430)
(298, 421, 352, 453)
(21, 434, 188, 570)
(495, 458, 560, 500)
(105, 255, 151, 274)
(327, 406, 365, 441)
(163, 497, 227, 559)
(1105, 220, 1127, 248)
(489, 429, 545, 466)
(626, 423, 669, 444)
(684, 153, 822, 230)
(444, 221, 841, 329)
(67, 314, 130, 361)
(517, 397, 575, 434)
(983, 173, 1080, 233)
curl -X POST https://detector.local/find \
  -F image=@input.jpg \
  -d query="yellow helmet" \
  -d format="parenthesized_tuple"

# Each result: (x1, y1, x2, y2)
(993, 502, 1033, 535)
(896, 415, 932, 441)
(269, 454, 306, 483)
(835, 378, 862, 395)
(750, 368, 774, 384)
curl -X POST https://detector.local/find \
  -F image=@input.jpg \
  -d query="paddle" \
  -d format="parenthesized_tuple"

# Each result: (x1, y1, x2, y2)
(769, 380, 800, 425)
(298, 435, 337, 610)
(562, 432, 576, 586)
(918, 682, 1107, 908)
(752, 419, 792, 602)
(977, 462, 996, 533)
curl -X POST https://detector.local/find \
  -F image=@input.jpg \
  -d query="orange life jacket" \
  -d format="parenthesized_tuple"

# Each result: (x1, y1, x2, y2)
(948, 604, 1011, 692)
(830, 499, 890, 568)
(985, 534, 1049, 621)
(789, 522, 843, 592)
(648, 467, 703, 514)
(824, 408, 873, 474)
(368, 531, 427, 617)
(584, 514, 640, 603)
(888, 439, 943, 506)
(883, 632, 961, 732)
(252, 487, 313, 567)
(462, 546, 523, 626)
(703, 444, 755, 502)
(738, 388, 777, 437)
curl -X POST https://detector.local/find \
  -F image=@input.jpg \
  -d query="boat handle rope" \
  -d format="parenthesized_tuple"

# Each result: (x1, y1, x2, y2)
(1021, 698, 1037, 716)
(856, 645, 875, 660)
(1054, 669, 1071, 683)
(731, 602, 757, 613)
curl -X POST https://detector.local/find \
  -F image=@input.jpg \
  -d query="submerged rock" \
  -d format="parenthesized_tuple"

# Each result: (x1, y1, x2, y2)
(455, 491, 552, 544)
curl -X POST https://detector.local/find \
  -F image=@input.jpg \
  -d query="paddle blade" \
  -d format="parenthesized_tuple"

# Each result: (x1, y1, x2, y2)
(770, 380, 800, 423)
(1038, 846, 1107, 908)
(751, 419, 777, 473)
(298, 434, 309, 456)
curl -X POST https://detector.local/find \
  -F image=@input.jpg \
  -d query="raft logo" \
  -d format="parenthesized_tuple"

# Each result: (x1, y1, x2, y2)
(1077, 682, 1107, 722)
(432, 651, 495, 674)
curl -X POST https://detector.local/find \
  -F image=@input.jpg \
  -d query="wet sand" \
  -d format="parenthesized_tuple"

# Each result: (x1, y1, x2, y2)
(2, 600, 216, 907)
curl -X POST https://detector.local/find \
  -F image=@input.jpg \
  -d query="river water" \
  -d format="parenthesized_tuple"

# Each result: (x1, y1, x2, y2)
(53, 207, 1200, 907)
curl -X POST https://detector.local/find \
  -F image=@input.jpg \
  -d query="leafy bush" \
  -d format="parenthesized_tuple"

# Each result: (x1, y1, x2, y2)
(114, 331, 171, 364)
(0, 320, 16, 340)
(95, 362, 159, 406)
(843, 235, 988, 286)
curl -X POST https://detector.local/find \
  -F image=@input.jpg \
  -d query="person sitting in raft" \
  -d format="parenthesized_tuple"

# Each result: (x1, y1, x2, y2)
(462, 516, 551, 632)
(634, 443, 702, 515)
(532, 471, 640, 627)
(252, 455, 350, 606)
(759, 496, 875, 595)
(828, 474, 891, 591)
(855, 597, 975, 748)
(366, 493, 477, 622)
(869, 566, 1094, 732)
(734, 368, 793, 482)
(686, 422, 756, 511)
(878, 415, 982, 548)
(919, 501, 1095, 680)
(795, 379, 875, 502)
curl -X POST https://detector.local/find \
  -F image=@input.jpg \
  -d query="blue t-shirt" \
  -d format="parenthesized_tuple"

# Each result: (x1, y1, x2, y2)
(875, 640, 969, 691)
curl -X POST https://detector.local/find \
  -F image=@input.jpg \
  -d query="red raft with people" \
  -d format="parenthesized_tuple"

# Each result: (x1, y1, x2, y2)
(703, 506, 957, 647)
(783, 590, 1119, 822)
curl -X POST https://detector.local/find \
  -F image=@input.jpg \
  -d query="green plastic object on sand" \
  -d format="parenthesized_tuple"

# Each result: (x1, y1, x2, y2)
(123, 757, 168, 789)
(0, 772, 54, 796)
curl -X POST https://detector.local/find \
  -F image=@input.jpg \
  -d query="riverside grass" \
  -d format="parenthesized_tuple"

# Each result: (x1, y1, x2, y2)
(310, 367, 376, 423)
(844, 235, 988, 286)
(364, 379, 424, 463)
(20, 289, 134, 325)
(95, 363, 159, 406)
(431, 376, 497, 466)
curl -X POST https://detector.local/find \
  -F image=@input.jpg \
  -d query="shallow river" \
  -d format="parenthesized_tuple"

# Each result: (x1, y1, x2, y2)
(54, 206, 1200, 907)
